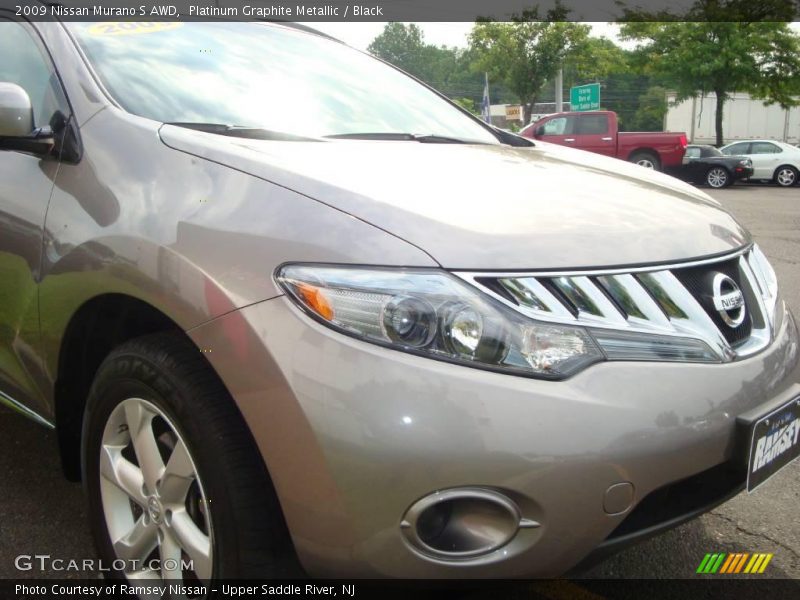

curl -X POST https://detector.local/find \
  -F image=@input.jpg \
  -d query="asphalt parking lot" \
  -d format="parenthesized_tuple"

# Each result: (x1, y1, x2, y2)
(0, 183, 798, 585)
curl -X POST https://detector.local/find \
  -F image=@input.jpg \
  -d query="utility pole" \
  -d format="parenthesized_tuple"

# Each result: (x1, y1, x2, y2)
(555, 68, 563, 112)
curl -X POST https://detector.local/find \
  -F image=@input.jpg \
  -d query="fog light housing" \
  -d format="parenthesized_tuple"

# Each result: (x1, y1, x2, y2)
(401, 488, 529, 559)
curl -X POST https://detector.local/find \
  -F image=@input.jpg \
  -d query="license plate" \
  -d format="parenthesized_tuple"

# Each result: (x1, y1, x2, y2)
(747, 396, 800, 492)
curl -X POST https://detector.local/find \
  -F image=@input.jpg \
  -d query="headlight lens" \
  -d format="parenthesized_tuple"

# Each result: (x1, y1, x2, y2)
(383, 295, 437, 347)
(277, 265, 603, 379)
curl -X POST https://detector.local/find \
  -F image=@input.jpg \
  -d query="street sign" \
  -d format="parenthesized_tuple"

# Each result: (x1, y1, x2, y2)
(570, 83, 601, 111)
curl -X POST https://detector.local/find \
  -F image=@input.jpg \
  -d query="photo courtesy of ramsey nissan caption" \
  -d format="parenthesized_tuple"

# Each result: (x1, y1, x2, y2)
(0, 14, 799, 583)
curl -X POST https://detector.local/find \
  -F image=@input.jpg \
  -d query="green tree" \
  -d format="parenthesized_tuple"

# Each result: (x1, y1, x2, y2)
(469, 4, 590, 123)
(368, 23, 517, 108)
(628, 86, 669, 131)
(367, 23, 469, 88)
(452, 97, 478, 115)
(367, 23, 431, 80)
(620, 2, 800, 145)
(565, 36, 627, 89)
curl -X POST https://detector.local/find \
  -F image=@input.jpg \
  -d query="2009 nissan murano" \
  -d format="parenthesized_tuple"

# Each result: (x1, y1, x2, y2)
(1, 15, 799, 582)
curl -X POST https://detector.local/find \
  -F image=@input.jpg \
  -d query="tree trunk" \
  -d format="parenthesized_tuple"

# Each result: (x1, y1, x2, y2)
(714, 90, 726, 147)
(523, 102, 532, 126)
(523, 93, 539, 126)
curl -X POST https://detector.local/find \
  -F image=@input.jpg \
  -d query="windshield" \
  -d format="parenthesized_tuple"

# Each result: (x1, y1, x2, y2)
(704, 146, 724, 157)
(68, 22, 498, 144)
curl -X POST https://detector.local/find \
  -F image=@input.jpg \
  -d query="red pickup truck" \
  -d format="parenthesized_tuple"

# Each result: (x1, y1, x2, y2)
(519, 110, 687, 171)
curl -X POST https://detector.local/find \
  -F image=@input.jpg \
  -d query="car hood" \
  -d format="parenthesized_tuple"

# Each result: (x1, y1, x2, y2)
(160, 126, 750, 270)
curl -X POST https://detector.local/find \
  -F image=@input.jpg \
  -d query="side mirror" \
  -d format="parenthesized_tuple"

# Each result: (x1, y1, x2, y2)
(535, 126, 545, 137)
(0, 82, 55, 155)
(0, 82, 34, 136)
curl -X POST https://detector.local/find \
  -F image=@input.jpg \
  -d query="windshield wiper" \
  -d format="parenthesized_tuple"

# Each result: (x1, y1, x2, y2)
(324, 132, 479, 144)
(166, 124, 480, 144)
(165, 122, 318, 142)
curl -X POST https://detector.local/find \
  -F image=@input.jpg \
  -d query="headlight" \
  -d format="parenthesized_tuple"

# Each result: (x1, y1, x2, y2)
(276, 265, 604, 379)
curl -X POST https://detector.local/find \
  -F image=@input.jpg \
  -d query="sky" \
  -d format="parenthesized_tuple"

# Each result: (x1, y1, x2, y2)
(308, 22, 800, 52)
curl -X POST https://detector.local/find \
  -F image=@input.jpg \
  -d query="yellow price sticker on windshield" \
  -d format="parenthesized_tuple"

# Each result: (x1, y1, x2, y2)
(87, 22, 183, 37)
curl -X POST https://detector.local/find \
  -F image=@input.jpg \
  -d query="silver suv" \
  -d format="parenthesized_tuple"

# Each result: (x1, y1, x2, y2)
(1, 17, 799, 581)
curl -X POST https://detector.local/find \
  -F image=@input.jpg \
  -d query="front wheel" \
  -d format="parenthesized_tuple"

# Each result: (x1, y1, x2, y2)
(82, 333, 299, 582)
(774, 165, 798, 187)
(629, 151, 661, 171)
(705, 167, 731, 189)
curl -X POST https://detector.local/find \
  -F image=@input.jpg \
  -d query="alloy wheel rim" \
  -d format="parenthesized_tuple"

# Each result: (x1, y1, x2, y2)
(99, 398, 213, 582)
(708, 168, 728, 188)
(777, 169, 796, 186)
(636, 158, 655, 169)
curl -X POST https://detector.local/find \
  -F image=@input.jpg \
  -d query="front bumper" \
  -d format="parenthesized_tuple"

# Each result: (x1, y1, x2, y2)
(735, 166, 755, 180)
(189, 295, 800, 578)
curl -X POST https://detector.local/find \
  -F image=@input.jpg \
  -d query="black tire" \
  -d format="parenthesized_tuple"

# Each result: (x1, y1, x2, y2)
(705, 166, 731, 189)
(773, 165, 798, 187)
(81, 332, 300, 580)
(629, 151, 661, 171)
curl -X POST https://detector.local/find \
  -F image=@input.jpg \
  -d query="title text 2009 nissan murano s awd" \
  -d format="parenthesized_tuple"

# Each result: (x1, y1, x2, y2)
(1, 17, 799, 581)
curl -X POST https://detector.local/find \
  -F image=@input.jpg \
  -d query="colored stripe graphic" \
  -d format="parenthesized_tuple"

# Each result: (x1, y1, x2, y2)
(697, 552, 773, 574)
(734, 553, 749, 573)
(751, 554, 766, 573)
(742, 553, 774, 573)
(713, 553, 727, 573)
(719, 554, 736, 573)
(758, 554, 773, 573)
(746, 554, 761, 573)
(744, 554, 758, 573)
(697, 553, 727, 573)
(696, 554, 713, 573)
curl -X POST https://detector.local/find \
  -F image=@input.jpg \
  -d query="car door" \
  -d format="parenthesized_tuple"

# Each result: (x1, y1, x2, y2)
(575, 114, 615, 157)
(681, 146, 704, 180)
(0, 18, 68, 420)
(721, 142, 751, 159)
(533, 114, 579, 148)
(747, 142, 783, 179)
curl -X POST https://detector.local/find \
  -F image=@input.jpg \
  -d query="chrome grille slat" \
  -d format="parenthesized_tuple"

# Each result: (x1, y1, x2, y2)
(638, 270, 731, 355)
(599, 274, 673, 331)
(737, 255, 772, 354)
(746, 252, 767, 296)
(567, 276, 628, 326)
(456, 245, 776, 363)
(497, 277, 575, 321)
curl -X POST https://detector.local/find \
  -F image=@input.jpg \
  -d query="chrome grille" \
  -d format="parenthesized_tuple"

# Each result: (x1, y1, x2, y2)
(457, 245, 778, 363)
(672, 258, 753, 347)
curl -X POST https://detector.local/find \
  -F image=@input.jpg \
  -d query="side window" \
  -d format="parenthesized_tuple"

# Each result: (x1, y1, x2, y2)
(541, 116, 575, 135)
(0, 20, 67, 129)
(751, 142, 781, 154)
(685, 147, 701, 159)
(577, 114, 609, 135)
(722, 142, 750, 155)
